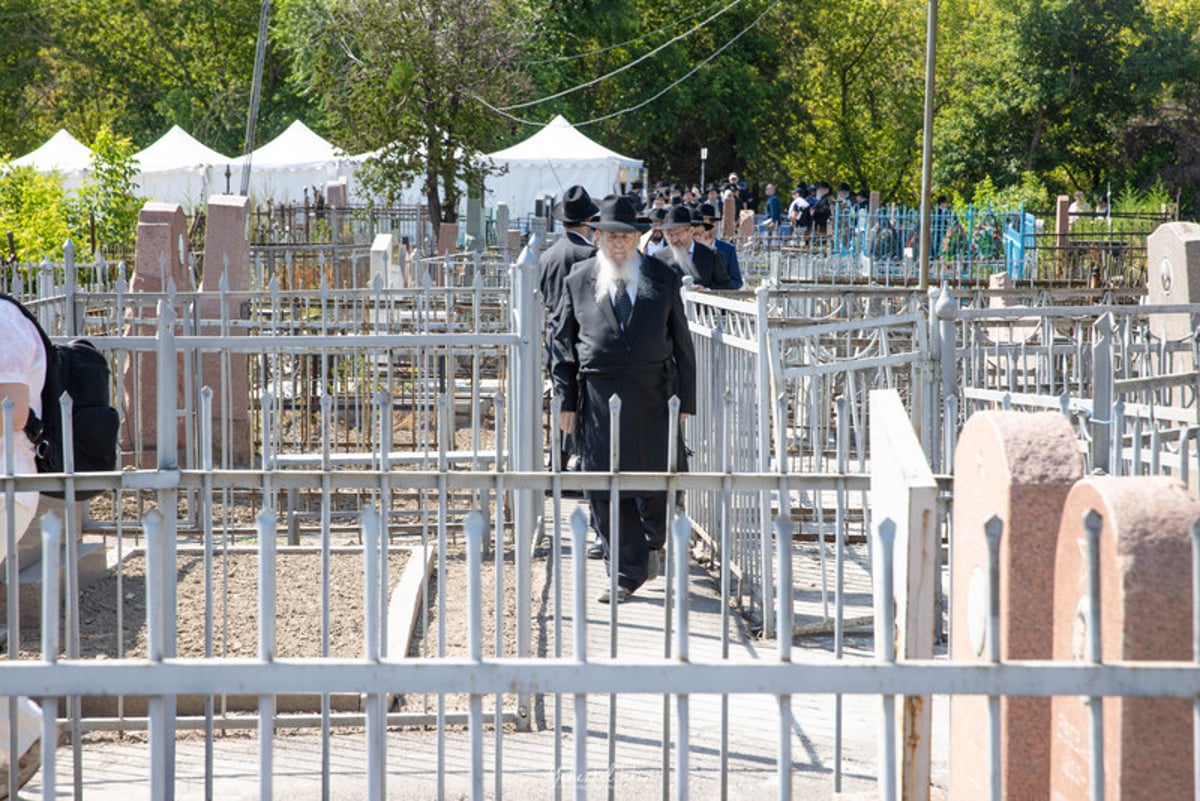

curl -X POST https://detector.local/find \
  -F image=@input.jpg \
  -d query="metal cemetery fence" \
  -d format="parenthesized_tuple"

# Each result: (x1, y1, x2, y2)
(740, 204, 1165, 289)
(4, 238, 1200, 799)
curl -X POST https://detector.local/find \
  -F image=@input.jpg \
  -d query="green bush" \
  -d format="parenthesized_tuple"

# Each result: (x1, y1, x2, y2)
(0, 163, 74, 263)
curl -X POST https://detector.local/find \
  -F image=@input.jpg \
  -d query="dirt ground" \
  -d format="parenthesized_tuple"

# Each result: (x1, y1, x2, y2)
(22, 536, 520, 714)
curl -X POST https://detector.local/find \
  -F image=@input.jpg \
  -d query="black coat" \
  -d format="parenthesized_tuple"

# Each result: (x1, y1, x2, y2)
(551, 254, 697, 473)
(658, 242, 732, 290)
(539, 230, 597, 328)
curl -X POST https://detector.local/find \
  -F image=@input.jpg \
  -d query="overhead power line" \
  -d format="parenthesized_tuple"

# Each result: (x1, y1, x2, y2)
(575, 0, 778, 126)
(498, 0, 747, 111)
(523, 0, 728, 66)
(470, 0, 779, 127)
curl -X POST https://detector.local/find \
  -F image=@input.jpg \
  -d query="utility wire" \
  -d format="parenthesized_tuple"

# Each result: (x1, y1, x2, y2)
(523, 0, 727, 66)
(470, 0, 778, 127)
(576, 0, 777, 126)
(498, 0, 746, 111)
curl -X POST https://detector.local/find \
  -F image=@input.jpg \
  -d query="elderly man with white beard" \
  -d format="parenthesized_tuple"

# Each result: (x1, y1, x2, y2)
(551, 195, 697, 603)
(656, 204, 732, 290)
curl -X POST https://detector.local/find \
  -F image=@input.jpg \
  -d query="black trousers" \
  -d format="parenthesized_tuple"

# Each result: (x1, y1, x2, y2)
(589, 490, 668, 591)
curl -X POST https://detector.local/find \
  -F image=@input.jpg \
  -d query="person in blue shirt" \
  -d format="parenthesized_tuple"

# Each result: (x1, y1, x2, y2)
(762, 183, 782, 234)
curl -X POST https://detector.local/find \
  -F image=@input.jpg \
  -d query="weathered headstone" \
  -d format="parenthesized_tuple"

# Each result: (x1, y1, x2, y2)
(324, 178, 347, 208)
(370, 233, 398, 289)
(198, 194, 252, 466)
(950, 410, 1083, 801)
(122, 203, 193, 467)
(495, 203, 510, 255)
(1049, 476, 1198, 801)
(436, 222, 458, 256)
(1146, 221, 1200, 373)
(131, 203, 191, 292)
(465, 190, 484, 251)
(722, 195, 736, 241)
(1055, 195, 1070, 275)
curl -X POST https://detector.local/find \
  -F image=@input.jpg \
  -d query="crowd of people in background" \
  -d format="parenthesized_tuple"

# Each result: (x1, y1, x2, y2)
(621, 172, 875, 249)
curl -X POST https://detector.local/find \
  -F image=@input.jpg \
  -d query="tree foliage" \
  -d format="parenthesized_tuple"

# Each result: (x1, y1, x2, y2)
(69, 126, 143, 256)
(9, 0, 308, 156)
(277, 0, 528, 222)
(0, 165, 73, 263)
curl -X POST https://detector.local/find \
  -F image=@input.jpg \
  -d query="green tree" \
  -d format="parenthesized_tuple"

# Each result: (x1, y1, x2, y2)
(8, 0, 310, 158)
(774, 0, 927, 202)
(69, 126, 143, 256)
(278, 0, 528, 223)
(935, 0, 1176, 200)
(513, 0, 788, 188)
(0, 0, 52, 155)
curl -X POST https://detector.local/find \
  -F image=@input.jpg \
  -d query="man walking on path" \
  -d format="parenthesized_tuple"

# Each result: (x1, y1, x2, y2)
(551, 196, 696, 603)
(539, 186, 599, 472)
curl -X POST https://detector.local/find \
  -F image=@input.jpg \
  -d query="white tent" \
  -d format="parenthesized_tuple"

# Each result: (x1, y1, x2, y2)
(10, 129, 92, 190)
(231, 120, 349, 204)
(484, 115, 642, 220)
(133, 125, 232, 209)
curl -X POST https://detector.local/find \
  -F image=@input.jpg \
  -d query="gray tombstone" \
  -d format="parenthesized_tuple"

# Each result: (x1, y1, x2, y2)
(466, 190, 484, 251)
(1146, 221, 1200, 350)
(370, 233, 397, 288)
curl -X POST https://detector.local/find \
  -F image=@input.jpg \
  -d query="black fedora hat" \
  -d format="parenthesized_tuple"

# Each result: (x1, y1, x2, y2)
(690, 206, 713, 229)
(698, 202, 719, 221)
(553, 185, 600, 224)
(660, 204, 695, 230)
(590, 195, 649, 233)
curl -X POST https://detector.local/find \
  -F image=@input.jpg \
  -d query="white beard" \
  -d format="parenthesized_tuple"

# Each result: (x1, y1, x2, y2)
(669, 245, 698, 279)
(594, 249, 638, 303)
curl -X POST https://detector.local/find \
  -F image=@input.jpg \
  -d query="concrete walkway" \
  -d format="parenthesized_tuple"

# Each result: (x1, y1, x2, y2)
(21, 498, 949, 800)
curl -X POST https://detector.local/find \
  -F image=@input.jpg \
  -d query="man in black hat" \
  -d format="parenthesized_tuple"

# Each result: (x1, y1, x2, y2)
(626, 181, 645, 212)
(540, 187, 599, 482)
(810, 181, 833, 237)
(640, 206, 669, 258)
(540, 186, 599, 340)
(552, 196, 696, 603)
(657, 204, 732, 290)
(693, 203, 742, 290)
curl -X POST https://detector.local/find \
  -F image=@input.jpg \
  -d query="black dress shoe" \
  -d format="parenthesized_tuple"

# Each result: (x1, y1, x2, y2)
(586, 540, 605, 559)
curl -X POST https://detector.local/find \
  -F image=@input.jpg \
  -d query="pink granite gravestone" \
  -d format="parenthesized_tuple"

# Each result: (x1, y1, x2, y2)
(122, 204, 194, 466)
(951, 411, 1083, 801)
(722, 195, 736, 241)
(437, 222, 458, 256)
(197, 195, 252, 466)
(737, 209, 755, 247)
(131, 202, 191, 293)
(1049, 477, 1198, 801)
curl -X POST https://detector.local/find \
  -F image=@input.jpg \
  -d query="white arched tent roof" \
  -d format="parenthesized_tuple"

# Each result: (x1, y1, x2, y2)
(231, 120, 349, 204)
(484, 115, 642, 219)
(10, 129, 92, 191)
(133, 125, 232, 209)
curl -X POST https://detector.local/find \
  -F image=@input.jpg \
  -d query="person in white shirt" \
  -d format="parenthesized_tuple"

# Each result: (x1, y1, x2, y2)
(1068, 190, 1091, 227)
(0, 299, 47, 796)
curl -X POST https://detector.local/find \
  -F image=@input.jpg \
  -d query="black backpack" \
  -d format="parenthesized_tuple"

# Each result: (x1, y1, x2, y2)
(0, 294, 120, 499)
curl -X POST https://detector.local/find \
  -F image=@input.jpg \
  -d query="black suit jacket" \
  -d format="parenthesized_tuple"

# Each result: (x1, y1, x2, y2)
(658, 242, 732, 290)
(551, 254, 697, 472)
(538, 230, 596, 328)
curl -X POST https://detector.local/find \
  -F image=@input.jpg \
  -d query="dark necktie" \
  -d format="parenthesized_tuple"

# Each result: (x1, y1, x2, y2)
(614, 279, 633, 330)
